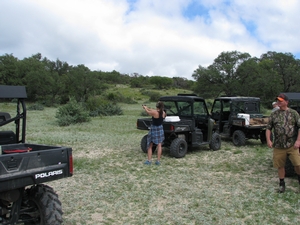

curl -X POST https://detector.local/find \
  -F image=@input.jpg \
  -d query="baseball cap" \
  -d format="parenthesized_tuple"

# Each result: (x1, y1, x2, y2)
(276, 93, 289, 102)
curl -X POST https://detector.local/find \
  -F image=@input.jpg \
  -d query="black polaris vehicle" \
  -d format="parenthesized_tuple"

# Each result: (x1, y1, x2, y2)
(0, 85, 73, 224)
(137, 94, 221, 158)
(211, 96, 269, 146)
(280, 92, 300, 114)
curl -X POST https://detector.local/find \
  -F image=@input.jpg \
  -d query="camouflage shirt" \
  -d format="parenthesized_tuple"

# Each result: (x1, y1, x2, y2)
(266, 108, 300, 149)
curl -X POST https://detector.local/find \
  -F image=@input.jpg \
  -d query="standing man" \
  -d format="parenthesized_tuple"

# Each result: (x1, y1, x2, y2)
(266, 93, 300, 193)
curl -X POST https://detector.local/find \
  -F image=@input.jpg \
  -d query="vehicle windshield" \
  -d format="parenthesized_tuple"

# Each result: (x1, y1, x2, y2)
(212, 99, 260, 114)
(164, 101, 208, 117)
(164, 101, 191, 116)
(232, 101, 260, 113)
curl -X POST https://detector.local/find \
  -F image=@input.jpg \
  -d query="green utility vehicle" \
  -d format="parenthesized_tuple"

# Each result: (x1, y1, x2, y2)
(0, 85, 73, 224)
(137, 94, 221, 158)
(211, 96, 269, 146)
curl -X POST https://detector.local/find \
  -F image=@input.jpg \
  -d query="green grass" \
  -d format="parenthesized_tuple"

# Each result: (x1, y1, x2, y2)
(1, 100, 300, 225)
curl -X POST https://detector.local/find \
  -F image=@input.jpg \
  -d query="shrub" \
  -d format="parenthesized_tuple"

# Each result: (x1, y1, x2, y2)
(140, 89, 161, 102)
(122, 97, 137, 104)
(105, 92, 137, 104)
(139, 89, 152, 96)
(86, 96, 124, 116)
(106, 92, 119, 102)
(85, 97, 108, 111)
(89, 102, 123, 117)
(55, 99, 90, 126)
(27, 103, 44, 111)
(149, 91, 161, 102)
(140, 111, 148, 116)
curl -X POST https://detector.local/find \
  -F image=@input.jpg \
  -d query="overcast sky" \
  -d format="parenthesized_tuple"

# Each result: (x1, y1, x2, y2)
(1, 0, 300, 80)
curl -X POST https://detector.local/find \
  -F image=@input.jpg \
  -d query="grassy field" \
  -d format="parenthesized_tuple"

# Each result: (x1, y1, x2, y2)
(1, 100, 300, 225)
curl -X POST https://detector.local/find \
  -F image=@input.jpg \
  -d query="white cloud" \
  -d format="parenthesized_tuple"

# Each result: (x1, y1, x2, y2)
(0, 0, 299, 79)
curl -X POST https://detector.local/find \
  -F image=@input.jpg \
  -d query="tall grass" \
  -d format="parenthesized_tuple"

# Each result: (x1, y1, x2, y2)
(1, 102, 300, 224)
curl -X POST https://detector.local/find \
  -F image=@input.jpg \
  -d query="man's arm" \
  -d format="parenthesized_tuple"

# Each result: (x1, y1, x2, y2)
(294, 131, 300, 149)
(266, 129, 273, 148)
(294, 112, 300, 149)
(266, 114, 273, 148)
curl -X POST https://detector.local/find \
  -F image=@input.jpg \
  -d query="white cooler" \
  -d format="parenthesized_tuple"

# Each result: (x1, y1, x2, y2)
(237, 113, 250, 125)
(164, 116, 180, 122)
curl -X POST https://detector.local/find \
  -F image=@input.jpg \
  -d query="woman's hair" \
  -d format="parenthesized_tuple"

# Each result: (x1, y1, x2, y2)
(156, 101, 164, 116)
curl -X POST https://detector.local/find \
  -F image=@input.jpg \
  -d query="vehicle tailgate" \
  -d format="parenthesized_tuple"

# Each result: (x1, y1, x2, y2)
(0, 143, 73, 192)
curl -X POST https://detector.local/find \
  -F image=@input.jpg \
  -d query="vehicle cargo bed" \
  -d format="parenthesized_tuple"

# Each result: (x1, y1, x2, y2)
(0, 143, 73, 192)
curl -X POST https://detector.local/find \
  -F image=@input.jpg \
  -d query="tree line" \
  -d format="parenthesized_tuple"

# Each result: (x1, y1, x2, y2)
(192, 51, 300, 106)
(0, 53, 192, 104)
(1, 51, 299, 108)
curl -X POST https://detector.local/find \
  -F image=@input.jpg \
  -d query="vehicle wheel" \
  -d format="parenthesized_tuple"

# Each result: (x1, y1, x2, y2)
(209, 132, 221, 150)
(141, 135, 148, 153)
(285, 157, 295, 177)
(170, 138, 187, 158)
(21, 184, 63, 225)
(232, 130, 246, 146)
(141, 135, 156, 153)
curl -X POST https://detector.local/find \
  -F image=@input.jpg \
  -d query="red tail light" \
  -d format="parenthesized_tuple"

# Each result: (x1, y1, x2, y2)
(170, 125, 175, 131)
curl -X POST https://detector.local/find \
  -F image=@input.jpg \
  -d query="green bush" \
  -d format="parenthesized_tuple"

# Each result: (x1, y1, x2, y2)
(139, 89, 152, 96)
(27, 103, 44, 111)
(55, 99, 91, 126)
(149, 91, 161, 102)
(140, 89, 161, 102)
(140, 111, 148, 116)
(89, 102, 123, 117)
(106, 92, 118, 101)
(86, 96, 124, 116)
(122, 96, 137, 104)
(85, 97, 108, 111)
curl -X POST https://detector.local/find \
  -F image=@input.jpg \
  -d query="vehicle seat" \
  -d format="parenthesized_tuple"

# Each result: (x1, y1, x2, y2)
(0, 112, 11, 123)
(221, 111, 230, 121)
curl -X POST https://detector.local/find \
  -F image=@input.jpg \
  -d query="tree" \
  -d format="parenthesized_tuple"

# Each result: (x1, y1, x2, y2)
(192, 51, 251, 97)
(130, 75, 149, 88)
(41, 58, 70, 104)
(97, 70, 130, 84)
(260, 51, 300, 92)
(209, 51, 251, 95)
(172, 77, 192, 89)
(236, 57, 281, 104)
(149, 76, 173, 89)
(0, 54, 21, 85)
(25, 70, 54, 101)
(192, 65, 223, 98)
(18, 53, 45, 85)
(257, 58, 282, 104)
(60, 65, 100, 102)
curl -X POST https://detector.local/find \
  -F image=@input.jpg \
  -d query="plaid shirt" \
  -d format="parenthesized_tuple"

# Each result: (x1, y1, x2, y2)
(267, 108, 300, 148)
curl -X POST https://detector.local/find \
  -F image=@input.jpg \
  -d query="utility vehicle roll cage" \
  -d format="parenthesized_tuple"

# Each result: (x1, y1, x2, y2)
(160, 95, 209, 118)
(0, 85, 27, 143)
(281, 92, 300, 114)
